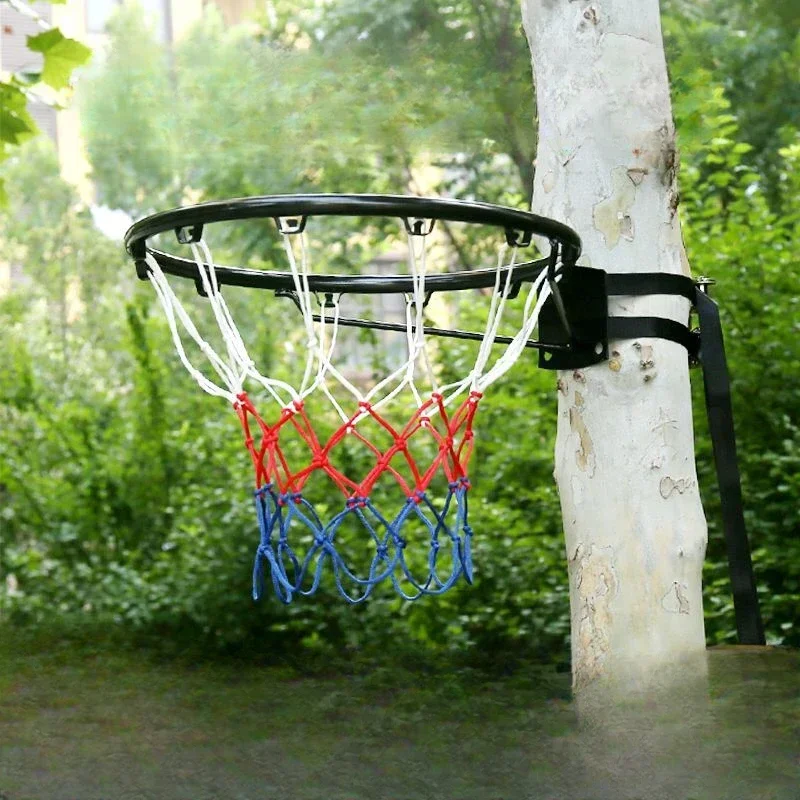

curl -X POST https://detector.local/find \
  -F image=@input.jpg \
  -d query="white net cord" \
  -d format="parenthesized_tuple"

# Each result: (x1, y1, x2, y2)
(144, 224, 555, 423)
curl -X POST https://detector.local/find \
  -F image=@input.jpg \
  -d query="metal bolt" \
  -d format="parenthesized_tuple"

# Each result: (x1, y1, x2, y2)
(696, 276, 716, 294)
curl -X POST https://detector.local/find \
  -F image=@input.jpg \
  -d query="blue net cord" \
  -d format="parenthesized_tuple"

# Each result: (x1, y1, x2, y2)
(252, 477, 474, 604)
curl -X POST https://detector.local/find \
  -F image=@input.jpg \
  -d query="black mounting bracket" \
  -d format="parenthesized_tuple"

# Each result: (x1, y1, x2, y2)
(537, 268, 703, 370)
(537, 267, 609, 370)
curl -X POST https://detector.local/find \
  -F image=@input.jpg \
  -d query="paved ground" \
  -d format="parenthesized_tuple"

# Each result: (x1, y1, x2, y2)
(0, 638, 797, 800)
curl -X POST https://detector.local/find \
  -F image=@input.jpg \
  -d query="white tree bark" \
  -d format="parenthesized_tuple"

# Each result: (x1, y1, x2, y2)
(521, 0, 708, 691)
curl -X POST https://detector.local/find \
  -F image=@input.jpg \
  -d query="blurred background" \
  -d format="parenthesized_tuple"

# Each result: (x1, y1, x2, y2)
(0, 0, 798, 674)
(1, 2, 799, 797)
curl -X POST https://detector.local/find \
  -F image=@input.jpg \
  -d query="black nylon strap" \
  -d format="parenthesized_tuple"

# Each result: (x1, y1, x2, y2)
(607, 316, 699, 356)
(694, 289, 765, 645)
(606, 271, 697, 302)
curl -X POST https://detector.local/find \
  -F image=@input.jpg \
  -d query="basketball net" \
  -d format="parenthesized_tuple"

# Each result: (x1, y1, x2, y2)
(143, 225, 553, 603)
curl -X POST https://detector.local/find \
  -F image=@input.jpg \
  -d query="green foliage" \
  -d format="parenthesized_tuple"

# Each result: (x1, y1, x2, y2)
(673, 70, 800, 645)
(663, 0, 800, 199)
(81, 0, 535, 221)
(80, 3, 178, 212)
(0, 1, 90, 202)
(1, 1, 798, 663)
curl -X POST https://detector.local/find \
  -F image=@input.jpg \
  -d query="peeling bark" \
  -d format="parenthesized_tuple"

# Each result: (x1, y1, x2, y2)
(522, 0, 708, 692)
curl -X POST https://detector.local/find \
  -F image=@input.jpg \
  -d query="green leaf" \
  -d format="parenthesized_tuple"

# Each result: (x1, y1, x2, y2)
(0, 108, 37, 144)
(0, 82, 38, 145)
(26, 29, 91, 91)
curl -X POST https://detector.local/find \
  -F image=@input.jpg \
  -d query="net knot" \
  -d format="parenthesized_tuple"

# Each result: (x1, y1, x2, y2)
(468, 390, 483, 403)
(408, 490, 425, 505)
(358, 401, 372, 414)
(278, 492, 302, 507)
(345, 496, 367, 510)
(376, 544, 389, 559)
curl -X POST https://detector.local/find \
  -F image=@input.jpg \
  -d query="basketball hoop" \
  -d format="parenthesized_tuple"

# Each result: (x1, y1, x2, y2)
(125, 194, 588, 603)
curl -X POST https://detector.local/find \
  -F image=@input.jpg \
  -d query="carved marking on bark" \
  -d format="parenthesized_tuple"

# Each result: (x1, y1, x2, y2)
(569, 406, 596, 475)
(592, 166, 636, 248)
(609, 357, 621, 372)
(561, 145, 581, 167)
(570, 543, 618, 688)
(557, 378, 568, 395)
(661, 581, 690, 614)
(638, 409, 679, 470)
(659, 476, 695, 499)
(575, 390, 585, 408)
(627, 167, 648, 185)
(619, 214, 635, 241)
(582, 5, 598, 24)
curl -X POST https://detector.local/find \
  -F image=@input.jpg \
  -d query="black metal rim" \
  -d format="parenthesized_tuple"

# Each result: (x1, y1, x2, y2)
(142, 247, 552, 295)
(125, 193, 582, 294)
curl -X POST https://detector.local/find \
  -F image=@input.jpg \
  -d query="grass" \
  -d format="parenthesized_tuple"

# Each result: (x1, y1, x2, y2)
(0, 629, 798, 800)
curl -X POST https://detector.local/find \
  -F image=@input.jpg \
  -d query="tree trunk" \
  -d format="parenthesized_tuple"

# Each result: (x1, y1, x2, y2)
(521, 0, 708, 692)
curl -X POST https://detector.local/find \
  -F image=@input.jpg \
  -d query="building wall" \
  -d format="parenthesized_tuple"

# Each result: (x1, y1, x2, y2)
(0, 2, 53, 71)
